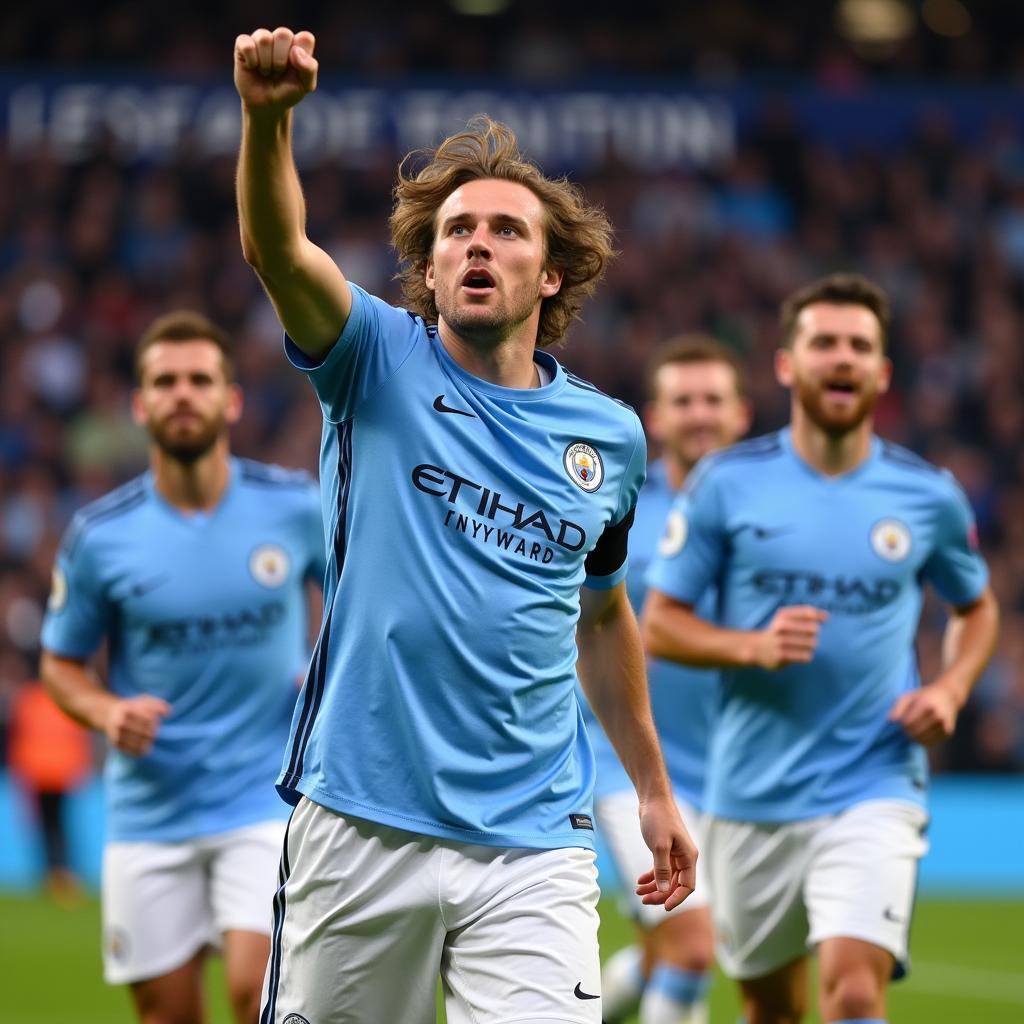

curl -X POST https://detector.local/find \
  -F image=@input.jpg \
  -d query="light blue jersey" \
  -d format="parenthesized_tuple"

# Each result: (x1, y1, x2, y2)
(581, 459, 718, 808)
(282, 284, 646, 850)
(647, 428, 987, 823)
(41, 459, 325, 843)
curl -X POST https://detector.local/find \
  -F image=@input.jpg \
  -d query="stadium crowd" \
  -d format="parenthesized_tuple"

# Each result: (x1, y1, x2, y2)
(2, 9, 1023, 788)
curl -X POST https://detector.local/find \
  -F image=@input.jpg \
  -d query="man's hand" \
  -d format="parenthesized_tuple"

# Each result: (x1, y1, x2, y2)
(633, 794, 698, 912)
(750, 605, 828, 670)
(103, 696, 171, 757)
(234, 28, 318, 112)
(889, 684, 960, 746)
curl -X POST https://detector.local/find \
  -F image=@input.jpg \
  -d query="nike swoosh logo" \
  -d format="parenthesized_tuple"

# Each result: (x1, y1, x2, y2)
(752, 525, 793, 540)
(130, 576, 169, 598)
(883, 906, 904, 923)
(433, 394, 476, 417)
(573, 982, 599, 1000)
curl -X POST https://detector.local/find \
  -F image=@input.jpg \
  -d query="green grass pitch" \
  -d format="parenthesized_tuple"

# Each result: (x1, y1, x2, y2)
(1, 892, 1021, 1022)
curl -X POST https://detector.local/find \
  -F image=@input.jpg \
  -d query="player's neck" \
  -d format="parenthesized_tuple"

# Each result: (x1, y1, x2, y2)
(150, 442, 232, 512)
(663, 455, 691, 492)
(437, 319, 542, 389)
(789, 412, 874, 477)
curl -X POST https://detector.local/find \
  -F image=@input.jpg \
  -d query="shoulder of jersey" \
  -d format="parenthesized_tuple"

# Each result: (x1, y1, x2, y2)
(704, 432, 785, 472)
(878, 440, 944, 478)
(684, 432, 785, 496)
(878, 440, 967, 505)
(563, 369, 638, 422)
(63, 474, 150, 557)
(237, 459, 316, 491)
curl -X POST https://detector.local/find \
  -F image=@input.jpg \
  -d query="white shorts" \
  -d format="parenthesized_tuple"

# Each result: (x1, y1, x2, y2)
(706, 799, 929, 981)
(595, 788, 710, 927)
(261, 797, 603, 1024)
(102, 819, 286, 985)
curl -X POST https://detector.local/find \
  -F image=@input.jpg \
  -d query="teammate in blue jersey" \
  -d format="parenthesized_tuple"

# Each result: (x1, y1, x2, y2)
(591, 337, 751, 1024)
(642, 273, 1000, 1024)
(234, 26, 696, 1024)
(40, 311, 325, 1024)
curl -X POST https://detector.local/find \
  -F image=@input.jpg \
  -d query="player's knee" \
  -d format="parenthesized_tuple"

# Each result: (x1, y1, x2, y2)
(821, 966, 884, 1020)
(652, 914, 715, 973)
(226, 976, 264, 1024)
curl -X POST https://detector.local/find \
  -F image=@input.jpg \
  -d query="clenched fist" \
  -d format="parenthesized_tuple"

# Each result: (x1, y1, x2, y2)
(234, 27, 318, 112)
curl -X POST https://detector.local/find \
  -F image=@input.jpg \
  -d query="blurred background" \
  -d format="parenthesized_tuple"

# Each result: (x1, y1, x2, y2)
(0, 0, 1021, 1019)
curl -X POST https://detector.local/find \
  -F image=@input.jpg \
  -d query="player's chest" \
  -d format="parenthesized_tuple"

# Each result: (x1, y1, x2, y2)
(727, 487, 932, 603)
(104, 519, 301, 624)
(364, 396, 625, 554)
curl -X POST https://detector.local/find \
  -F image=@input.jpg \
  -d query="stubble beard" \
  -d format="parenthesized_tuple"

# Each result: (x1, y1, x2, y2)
(434, 278, 542, 348)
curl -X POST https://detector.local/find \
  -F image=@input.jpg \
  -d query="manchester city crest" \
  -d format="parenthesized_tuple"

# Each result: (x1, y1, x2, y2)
(563, 441, 604, 493)
(870, 518, 912, 562)
(249, 543, 291, 587)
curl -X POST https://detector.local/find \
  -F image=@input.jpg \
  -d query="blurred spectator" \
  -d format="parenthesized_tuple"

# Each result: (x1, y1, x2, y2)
(7, 679, 92, 902)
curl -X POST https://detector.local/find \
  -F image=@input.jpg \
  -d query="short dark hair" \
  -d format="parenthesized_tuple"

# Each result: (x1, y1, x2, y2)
(135, 311, 234, 382)
(646, 334, 747, 400)
(779, 273, 891, 349)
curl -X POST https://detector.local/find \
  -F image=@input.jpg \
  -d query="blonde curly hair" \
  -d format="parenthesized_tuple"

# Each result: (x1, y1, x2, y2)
(389, 116, 614, 348)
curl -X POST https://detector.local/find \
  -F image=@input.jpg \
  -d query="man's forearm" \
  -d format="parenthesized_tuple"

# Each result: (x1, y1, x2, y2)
(578, 600, 671, 801)
(237, 109, 307, 275)
(39, 652, 113, 733)
(934, 588, 999, 707)
(642, 591, 756, 668)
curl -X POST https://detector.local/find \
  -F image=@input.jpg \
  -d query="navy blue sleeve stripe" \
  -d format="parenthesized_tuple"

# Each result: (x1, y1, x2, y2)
(281, 421, 353, 793)
(585, 507, 635, 578)
(565, 372, 634, 411)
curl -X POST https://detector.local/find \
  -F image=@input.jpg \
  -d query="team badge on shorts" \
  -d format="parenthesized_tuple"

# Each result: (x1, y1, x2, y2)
(563, 441, 604, 492)
(48, 565, 68, 611)
(106, 927, 129, 961)
(282, 1016, 311, 1024)
(870, 518, 912, 562)
(658, 509, 688, 557)
(249, 544, 291, 587)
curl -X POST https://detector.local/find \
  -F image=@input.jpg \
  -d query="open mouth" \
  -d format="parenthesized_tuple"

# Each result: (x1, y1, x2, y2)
(461, 267, 496, 292)
(824, 381, 858, 396)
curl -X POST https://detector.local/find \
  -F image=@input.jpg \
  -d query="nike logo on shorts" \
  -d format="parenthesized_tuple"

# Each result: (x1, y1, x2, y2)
(573, 982, 599, 1000)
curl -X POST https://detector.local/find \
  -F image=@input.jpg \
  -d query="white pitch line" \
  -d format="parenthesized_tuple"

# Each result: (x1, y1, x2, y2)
(907, 962, 1024, 1005)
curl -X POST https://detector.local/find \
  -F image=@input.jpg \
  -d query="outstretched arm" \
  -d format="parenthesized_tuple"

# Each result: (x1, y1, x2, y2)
(577, 583, 697, 910)
(235, 27, 352, 358)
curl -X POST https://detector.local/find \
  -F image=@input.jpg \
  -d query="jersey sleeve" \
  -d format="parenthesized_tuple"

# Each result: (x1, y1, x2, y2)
(284, 283, 421, 424)
(645, 457, 727, 605)
(920, 473, 989, 606)
(583, 417, 647, 590)
(39, 520, 109, 659)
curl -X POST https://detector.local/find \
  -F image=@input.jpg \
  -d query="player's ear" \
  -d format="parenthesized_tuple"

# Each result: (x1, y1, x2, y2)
(424, 256, 436, 292)
(130, 388, 148, 427)
(774, 347, 793, 387)
(225, 383, 244, 425)
(877, 355, 893, 395)
(540, 266, 562, 298)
